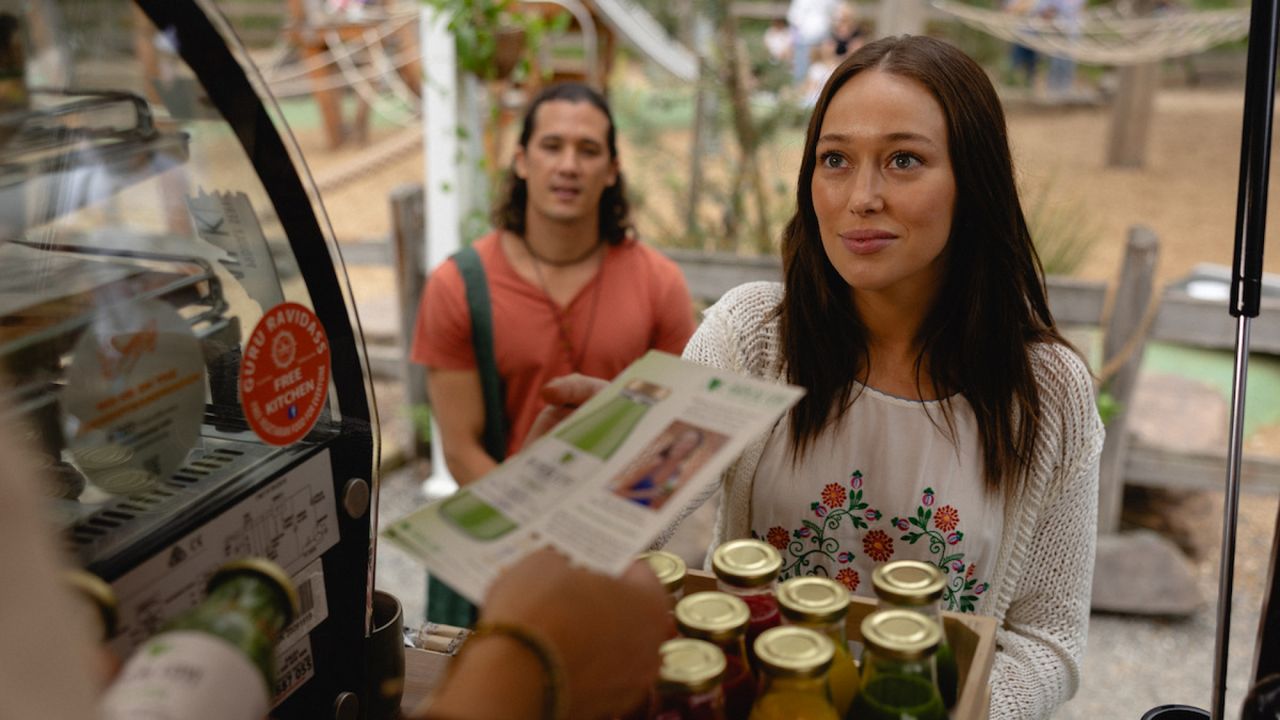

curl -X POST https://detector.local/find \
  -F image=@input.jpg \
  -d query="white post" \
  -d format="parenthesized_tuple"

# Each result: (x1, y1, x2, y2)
(876, 0, 927, 38)
(420, 9, 461, 498)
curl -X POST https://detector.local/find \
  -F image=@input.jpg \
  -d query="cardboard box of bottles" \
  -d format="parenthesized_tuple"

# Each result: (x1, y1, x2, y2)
(398, 569, 998, 718)
(683, 568, 997, 720)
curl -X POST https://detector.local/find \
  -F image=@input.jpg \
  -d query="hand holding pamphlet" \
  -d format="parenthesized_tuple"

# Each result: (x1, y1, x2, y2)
(383, 351, 803, 604)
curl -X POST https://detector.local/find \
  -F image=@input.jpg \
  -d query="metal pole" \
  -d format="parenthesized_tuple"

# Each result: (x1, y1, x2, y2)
(1212, 318, 1251, 719)
(1211, 1, 1280, 717)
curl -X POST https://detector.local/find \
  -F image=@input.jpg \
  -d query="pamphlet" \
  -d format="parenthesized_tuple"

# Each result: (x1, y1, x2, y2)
(382, 351, 803, 604)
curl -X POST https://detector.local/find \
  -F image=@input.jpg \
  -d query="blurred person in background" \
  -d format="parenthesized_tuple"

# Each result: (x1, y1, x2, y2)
(411, 81, 695, 625)
(787, 0, 839, 85)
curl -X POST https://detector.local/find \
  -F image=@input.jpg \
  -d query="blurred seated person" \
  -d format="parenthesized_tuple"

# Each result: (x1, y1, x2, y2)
(828, 2, 866, 60)
(764, 17, 793, 64)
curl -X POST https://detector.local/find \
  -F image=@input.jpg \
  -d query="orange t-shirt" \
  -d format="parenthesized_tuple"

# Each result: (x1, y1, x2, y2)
(411, 231, 696, 456)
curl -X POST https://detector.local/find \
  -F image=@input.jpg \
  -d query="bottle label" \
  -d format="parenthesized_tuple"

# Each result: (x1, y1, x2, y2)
(101, 631, 269, 720)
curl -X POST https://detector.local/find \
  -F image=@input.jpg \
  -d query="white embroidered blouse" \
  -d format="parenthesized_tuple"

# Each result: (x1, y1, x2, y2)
(750, 386, 1004, 612)
(659, 281, 1105, 720)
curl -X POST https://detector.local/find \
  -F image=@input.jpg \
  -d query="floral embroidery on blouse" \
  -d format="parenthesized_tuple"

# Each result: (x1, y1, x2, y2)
(752, 470, 879, 590)
(754, 476, 992, 612)
(889, 487, 991, 612)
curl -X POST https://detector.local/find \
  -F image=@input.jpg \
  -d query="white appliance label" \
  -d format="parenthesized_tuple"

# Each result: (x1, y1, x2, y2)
(109, 450, 338, 655)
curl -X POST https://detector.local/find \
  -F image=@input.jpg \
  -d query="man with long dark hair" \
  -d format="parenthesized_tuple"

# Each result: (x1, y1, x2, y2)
(411, 81, 695, 485)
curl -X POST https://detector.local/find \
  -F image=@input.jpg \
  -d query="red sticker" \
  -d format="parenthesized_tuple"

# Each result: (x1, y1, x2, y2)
(239, 302, 331, 446)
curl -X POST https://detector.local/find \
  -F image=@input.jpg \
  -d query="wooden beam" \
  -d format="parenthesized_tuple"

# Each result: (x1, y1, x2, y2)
(391, 184, 429, 460)
(1126, 438, 1280, 495)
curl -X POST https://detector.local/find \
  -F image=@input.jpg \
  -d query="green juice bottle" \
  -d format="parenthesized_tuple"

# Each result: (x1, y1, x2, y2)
(101, 557, 299, 720)
(871, 560, 959, 708)
(554, 379, 669, 460)
(850, 610, 947, 720)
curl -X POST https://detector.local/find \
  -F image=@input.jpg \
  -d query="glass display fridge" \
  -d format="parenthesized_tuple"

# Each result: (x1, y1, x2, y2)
(0, 0, 380, 717)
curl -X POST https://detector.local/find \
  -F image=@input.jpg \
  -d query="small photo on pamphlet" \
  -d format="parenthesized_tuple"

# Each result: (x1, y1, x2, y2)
(608, 421, 726, 511)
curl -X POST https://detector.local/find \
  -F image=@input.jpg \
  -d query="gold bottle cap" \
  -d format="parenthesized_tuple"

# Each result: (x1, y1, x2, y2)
(674, 591, 750, 642)
(777, 576, 850, 625)
(753, 626, 834, 679)
(622, 379, 671, 403)
(711, 539, 782, 588)
(658, 638, 727, 693)
(861, 609, 942, 662)
(209, 557, 301, 625)
(64, 569, 118, 640)
(639, 551, 687, 595)
(872, 560, 945, 606)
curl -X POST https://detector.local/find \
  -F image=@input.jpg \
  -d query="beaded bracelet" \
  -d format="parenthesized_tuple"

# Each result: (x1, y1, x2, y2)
(469, 621, 567, 720)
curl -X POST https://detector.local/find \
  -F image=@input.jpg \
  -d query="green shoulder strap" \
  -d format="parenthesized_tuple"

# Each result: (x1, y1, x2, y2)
(426, 245, 506, 628)
(451, 245, 507, 462)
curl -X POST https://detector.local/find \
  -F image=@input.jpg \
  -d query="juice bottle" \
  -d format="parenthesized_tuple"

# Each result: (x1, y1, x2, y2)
(850, 610, 947, 720)
(776, 576, 859, 717)
(870, 560, 958, 708)
(100, 557, 299, 720)
(674, 591, 756, 719)
(748, 626, 839, 720)
(653, 638, 728, 720)
(640, 550, 688, 608)
(711, 539, 782, 671)
(554, 379, 670, 460)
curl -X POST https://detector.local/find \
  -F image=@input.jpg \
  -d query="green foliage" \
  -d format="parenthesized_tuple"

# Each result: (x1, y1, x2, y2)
(1023, 178, 1097, 276)
(420, 0, 569, 80)
(1095, 389, 1120, 425)
(410, 404, 433, 443)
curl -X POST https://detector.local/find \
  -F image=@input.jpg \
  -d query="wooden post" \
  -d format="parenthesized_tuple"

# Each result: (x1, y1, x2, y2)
(1097, 225, 1160, 534)
(1106, 62, 1159, 168)
(391, 183, 430, 460)
(1106, 0, 1158, 169)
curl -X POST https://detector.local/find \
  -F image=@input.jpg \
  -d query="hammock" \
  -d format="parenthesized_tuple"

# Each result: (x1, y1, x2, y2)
(932, 0, 1250, 65)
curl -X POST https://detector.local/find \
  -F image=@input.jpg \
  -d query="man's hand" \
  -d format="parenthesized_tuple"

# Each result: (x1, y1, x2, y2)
(482, 549, 672, 719)
(523, 374, 609, 446)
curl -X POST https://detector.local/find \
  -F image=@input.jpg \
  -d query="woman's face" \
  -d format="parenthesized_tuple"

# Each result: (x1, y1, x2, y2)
(810, 69, 956, 305)
(669, 431, 702, 459)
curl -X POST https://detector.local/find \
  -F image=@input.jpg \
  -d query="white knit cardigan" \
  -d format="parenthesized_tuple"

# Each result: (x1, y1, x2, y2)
(666, 282, 1105, 720)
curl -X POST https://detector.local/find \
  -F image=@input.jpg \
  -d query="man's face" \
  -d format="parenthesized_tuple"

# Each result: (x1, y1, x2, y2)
(514, 99, 619, 228)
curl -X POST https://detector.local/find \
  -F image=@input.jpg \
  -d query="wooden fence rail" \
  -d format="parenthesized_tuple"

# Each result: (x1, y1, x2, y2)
(379, 186, 1280, 495)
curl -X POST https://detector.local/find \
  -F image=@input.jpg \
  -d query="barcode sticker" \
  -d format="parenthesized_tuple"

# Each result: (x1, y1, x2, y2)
(272, 636, 315, 707)
(297, 576, 315, 615)
(276, 558, 328, 652)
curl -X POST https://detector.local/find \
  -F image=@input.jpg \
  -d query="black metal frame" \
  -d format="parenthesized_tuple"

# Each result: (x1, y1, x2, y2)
(124, 1, 378, 717)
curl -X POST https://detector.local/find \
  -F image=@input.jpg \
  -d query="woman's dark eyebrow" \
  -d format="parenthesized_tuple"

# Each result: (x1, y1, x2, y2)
(816, 131, 938, 147)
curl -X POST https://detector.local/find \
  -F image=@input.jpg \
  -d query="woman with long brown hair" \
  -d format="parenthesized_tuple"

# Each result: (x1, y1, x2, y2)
(537, 34, 1103, 719)
(678, 35, 1102, 718)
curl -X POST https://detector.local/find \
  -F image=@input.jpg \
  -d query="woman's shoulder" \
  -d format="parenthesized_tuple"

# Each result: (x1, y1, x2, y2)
(686, 282, 784, 374)
(706, 281, 784, 324)
(1028, 340, 1104, 452)
(1028, 341, 1093, 391)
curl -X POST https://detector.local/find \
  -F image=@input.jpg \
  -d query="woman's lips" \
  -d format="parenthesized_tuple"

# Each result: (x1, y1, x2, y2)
(839, 230, 896, 255)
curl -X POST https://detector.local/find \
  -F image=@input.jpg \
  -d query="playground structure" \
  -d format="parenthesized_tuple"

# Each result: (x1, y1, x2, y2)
(244, 0, 695, 149)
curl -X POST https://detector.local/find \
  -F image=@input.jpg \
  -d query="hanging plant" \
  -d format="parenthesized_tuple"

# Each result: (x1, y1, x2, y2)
(421, 0, 568, 80)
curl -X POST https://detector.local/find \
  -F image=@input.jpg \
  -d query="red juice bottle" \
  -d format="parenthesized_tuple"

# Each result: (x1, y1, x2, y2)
(674, 591, 756, 719)
(711, 539, 783, 672)
(653, 638, 727, 720)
